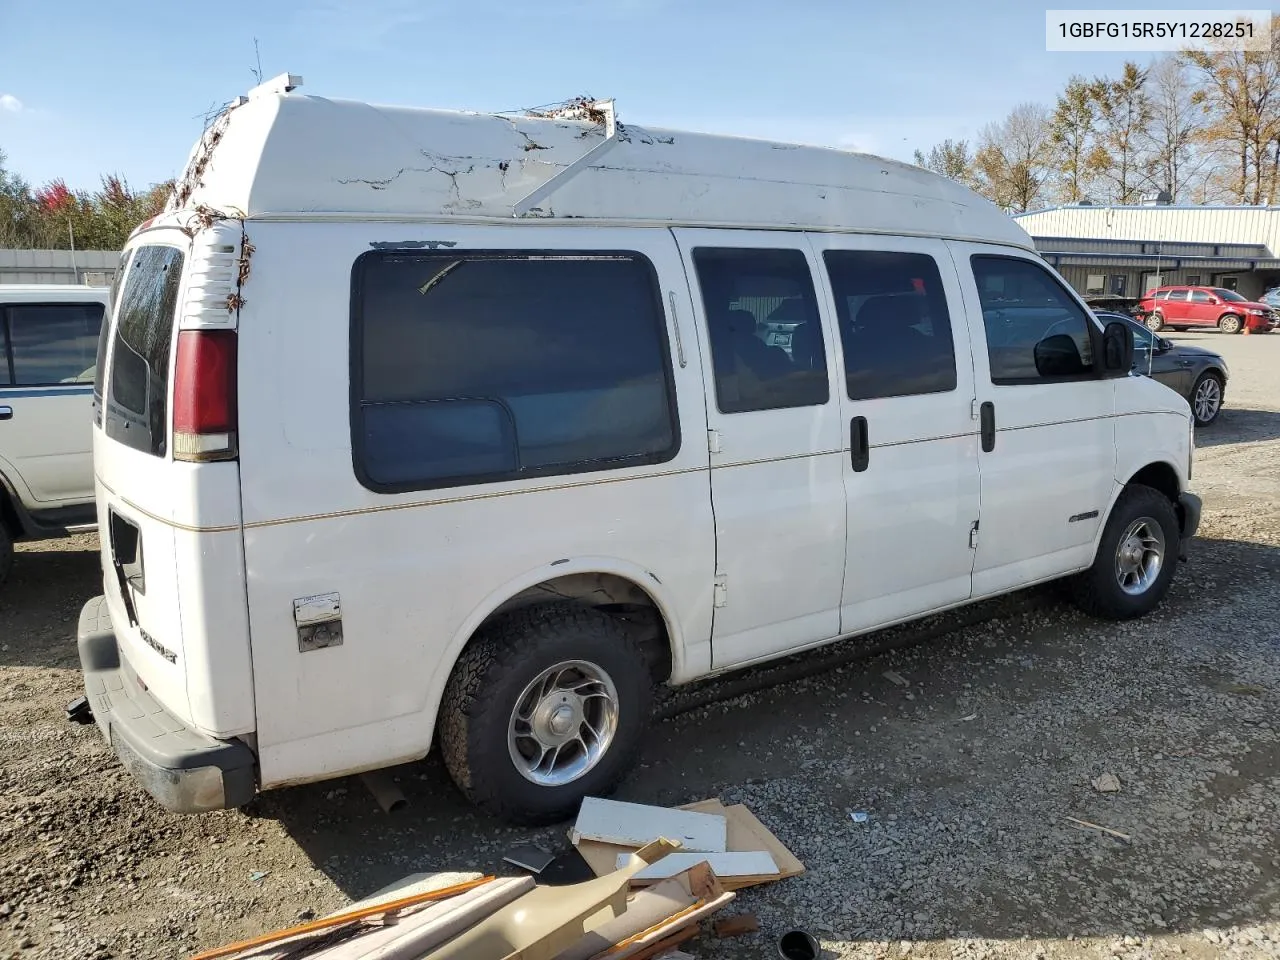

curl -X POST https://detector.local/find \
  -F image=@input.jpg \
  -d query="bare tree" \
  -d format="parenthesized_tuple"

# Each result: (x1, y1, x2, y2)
(974, 103, 1055, 212)
(1144, 55, 1211, 201)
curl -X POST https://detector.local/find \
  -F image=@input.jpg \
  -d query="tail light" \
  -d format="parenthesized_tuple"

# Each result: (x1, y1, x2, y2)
(172, 329, 238, 462)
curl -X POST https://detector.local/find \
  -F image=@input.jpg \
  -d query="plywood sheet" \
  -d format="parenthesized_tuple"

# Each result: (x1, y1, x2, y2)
(571, 798, 726, 852)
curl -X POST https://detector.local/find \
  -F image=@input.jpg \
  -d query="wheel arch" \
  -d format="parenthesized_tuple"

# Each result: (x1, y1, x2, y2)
(424, 557, 687, 745)
(1091, 459, 1185, 564)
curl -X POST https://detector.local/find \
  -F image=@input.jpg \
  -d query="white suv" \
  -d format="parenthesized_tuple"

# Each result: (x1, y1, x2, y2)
(0, 284, 108, 583)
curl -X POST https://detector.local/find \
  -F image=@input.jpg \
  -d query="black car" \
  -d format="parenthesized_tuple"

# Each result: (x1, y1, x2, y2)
(1094, 311, 1229, 426)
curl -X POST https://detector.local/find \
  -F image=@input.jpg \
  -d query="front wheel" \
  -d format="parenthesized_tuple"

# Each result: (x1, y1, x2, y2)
(1070, 485, 1180, 620)
(1218, 314, 1243, 334)
(1190, 371, 1225, 426)
(438, 602, 653, 825)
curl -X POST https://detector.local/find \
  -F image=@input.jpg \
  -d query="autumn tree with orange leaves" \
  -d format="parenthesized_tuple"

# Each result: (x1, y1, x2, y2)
(914, 15, 1280, 209)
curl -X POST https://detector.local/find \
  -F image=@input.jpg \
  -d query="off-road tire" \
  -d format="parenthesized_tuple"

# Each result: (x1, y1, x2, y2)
(438, 602, 653, 825)
(1219, 314, 1243, 334)
(1070, 484, 1181, 621)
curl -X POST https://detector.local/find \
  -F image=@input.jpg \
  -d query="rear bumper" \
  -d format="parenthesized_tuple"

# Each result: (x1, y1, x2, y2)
(75, 596, 256, 813)
(1177, 492, 1202, 560)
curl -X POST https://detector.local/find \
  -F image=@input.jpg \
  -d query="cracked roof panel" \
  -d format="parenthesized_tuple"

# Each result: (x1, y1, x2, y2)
(174, 89, 1033, 249)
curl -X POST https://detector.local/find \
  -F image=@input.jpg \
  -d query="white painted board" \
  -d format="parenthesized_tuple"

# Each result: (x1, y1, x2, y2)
(616, 851, 778, 882)
(571, 798, 727, 852)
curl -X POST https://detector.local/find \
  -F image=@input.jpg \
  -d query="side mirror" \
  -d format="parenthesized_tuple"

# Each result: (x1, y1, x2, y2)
(1101, 321, 1135, 375)
(1034, 334, 1087, 377)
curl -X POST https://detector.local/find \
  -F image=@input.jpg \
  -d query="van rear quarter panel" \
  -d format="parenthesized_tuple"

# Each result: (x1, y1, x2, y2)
(236, 221, 715, 787)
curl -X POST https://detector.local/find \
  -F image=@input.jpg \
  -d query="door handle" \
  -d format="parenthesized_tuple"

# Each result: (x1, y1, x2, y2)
(980, 401, 995, 452)
(0, 406, 12, 421)
(851, 416, 869, 472)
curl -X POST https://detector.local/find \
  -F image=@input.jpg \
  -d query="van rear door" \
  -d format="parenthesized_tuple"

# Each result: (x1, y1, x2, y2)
(94, 230, 254, 737)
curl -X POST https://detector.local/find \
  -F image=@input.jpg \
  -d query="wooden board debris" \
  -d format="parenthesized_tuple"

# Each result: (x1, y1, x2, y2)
(571, 797, 804, 891)
(571, 798, 727, 852)
(616, 851, 779, 884)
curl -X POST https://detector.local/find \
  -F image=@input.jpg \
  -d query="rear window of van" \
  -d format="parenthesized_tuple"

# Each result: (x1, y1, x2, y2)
(105, 245, 184, 457)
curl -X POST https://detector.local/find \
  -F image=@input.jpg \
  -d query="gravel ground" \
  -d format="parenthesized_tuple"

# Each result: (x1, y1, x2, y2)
(2, 331, 1279, 960)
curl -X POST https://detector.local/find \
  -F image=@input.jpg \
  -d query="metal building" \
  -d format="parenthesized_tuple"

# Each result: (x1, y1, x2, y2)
(0, 248, 121, 286)
(1014, 203, 1280, 301)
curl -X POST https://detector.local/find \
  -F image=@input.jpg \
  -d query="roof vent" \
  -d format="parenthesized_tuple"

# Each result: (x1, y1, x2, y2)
(1139, 190, 1173, 206)
(1078, 199, 1093, 206)
(248, 73, 303, 100)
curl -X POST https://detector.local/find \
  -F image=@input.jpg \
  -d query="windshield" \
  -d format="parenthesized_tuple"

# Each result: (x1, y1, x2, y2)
(1213, 288, 1247, 302)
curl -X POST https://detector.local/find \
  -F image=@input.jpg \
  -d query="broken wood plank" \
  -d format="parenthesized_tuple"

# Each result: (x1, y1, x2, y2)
(617, 851, 778, 883)
(713, 913, 760, 938)
(681, 800, 805, 886)
(575, 839, 637, 879)
(572, 798, 726, 852)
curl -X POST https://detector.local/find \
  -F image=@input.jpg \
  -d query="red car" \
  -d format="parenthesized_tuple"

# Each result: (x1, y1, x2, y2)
(1138, 285, 1279, 334)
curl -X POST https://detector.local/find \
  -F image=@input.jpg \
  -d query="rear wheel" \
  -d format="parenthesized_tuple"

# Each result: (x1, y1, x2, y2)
(1070, 484, 1180, 620)
(1190, 371, 1224, 426)
(1145, 312, 1165, 332)
(1218, 314, 1243, 334)
(438, 602, 653, 825)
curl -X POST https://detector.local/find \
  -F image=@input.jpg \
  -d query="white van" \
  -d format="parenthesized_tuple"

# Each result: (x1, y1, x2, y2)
(1, 284, 107, 583)
(75, 76, 1200, 822)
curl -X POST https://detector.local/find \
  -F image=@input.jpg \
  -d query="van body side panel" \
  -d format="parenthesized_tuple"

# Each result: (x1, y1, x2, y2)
(946, 241, 1118, 598)
(806, 233, 982, 635)
(670, 228, 846, 670)
(236, 222, 715, 787)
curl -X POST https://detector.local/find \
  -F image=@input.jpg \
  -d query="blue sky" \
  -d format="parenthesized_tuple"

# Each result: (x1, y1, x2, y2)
(0, 0, 1188, 191)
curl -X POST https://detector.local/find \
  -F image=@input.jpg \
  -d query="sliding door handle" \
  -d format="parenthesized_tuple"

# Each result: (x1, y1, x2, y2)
(0, 406, 12, 421)
(851, 416, 869, 472)
(980, 402, 995, 453)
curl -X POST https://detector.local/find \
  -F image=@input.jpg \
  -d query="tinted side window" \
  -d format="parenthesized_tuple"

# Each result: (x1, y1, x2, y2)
(1189, 290, 1211, 303)
(6, 304, 103, 385)
(1166, 290, 1188, 301)
(106, 246, 184, 457)
(691, 248, 828, 414)
(354, 251, 678, 491)
(971, 256, 1095, 384)
(824, 250, 957, 401)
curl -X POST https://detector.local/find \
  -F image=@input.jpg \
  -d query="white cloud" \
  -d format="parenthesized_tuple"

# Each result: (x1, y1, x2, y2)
(0, 94, 22, 114)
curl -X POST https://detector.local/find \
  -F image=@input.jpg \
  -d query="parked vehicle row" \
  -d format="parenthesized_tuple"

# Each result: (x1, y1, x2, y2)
(1139, 285, 1279, 334)
(0, 285, 107, 584)
(70, 76, 1201, 824)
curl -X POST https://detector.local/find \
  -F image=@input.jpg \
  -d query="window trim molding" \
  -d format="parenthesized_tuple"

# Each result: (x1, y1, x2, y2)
(970, 252, 1105, 388)
(349, 247, 683, 496)
(0, 301, 104, 388)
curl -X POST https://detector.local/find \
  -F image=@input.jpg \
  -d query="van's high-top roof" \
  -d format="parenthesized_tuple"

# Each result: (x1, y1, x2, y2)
(171, 74, 1033, 249)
